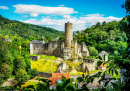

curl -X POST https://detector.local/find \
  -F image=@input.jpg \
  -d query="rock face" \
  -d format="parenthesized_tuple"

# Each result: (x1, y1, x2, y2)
(30, 22, 89, 60)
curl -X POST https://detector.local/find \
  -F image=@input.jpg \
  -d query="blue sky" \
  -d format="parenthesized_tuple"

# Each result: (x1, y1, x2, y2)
(0, 0, 126, 31)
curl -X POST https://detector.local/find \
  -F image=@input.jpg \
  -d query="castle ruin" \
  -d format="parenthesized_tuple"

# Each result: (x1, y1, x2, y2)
(30, 22, 89, 60)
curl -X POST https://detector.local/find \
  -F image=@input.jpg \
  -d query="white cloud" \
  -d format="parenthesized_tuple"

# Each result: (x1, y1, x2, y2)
(22, 15, 28, 17)
(63, 15, 71, 19)
(0, 6, 9, 10)
(21, 13, 122, 31)
(30, 13, 38, 17)
(13, 4, 78, 16)
(58, 4, 65, 7)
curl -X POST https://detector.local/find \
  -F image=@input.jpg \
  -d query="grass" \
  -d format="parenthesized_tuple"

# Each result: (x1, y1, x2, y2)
(40, 55, 58, 60)
(21, 81, 38, 87)
(63, 61, 82, 67)
(70, 70, 102, 75)
(89, 69, 102, 73)
(30, 54, 39, 56)
(70, 72, 88, 75)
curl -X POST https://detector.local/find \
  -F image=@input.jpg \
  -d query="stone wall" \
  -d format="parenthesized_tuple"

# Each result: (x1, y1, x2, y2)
(30, 56, 40, 61)
(63, 47, 72, 60)
(37, 72, 52, 78)
(32, 44, 44, 54)
(81, 42, 89, 56)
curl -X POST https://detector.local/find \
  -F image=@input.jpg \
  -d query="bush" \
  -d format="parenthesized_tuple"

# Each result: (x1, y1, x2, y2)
(89, 47, 98, 56)
(114, 51, 118, 56)
(28, 68, 39, 79)
(0, 63, 11, 79)
(15, 69, 29, 83)
(0, 73, 4, 85)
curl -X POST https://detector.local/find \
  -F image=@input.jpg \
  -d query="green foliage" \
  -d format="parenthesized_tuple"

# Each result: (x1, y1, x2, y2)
(114, 51, 119, 56)
(13, 57, 26, 73)
(0, 73, 4, 85)
(40, 55, 58, 60)
(0, 39, 13, 69)
(86, 56, 98, 59)
(0, 63, 11, 79)
(75, 21, 128, 54)
(0, 15, 64, 41)
(27, 68, 39, 79)
(15, 69, 30, 83)
(89, 47, 98, 56)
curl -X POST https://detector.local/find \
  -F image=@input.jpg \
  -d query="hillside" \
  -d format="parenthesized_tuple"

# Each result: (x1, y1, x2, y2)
(0, 15, 64, 41)
(74, 21, 128, 54)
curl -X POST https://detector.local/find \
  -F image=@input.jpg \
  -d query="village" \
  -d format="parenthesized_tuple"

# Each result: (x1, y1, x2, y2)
(29, 22, 112, 89)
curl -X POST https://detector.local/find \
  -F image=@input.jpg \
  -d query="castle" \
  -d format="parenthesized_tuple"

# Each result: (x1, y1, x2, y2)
(30, 22, 89, 60)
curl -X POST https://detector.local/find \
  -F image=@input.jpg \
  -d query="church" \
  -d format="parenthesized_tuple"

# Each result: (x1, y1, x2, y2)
(30, 22, 89, 60)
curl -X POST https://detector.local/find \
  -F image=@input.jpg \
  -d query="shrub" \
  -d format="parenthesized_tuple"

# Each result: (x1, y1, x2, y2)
(114, 51, 118, 56)
(0, 73, 4, 85)
(15, 69, 29, 83)
(89, 47, 98, 56)
(0, 63, 11, 79)
(28, 68, 39, 79)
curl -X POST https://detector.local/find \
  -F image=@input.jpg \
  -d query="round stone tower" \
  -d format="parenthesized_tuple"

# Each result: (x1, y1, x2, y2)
(65, 22, 73, 48)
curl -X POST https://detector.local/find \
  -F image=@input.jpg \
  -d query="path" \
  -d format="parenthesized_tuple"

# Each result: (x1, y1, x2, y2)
(1, 78, 15, 87)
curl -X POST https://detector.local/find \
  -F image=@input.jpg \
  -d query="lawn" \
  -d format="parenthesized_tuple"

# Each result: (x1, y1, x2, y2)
(40, 55, 58, 60)
(21, 81, 38, 87)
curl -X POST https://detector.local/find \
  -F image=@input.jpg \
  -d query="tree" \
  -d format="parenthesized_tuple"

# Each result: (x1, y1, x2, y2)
(88, 47, 98, 56)
(27, 68, 39, 79)
(13, 57, 26, 74)
(96, 22, 101, 27)
(0, 73, 4, 85)
(0, 63, 11, 79)
(102, 21, 106, 26)
(15, 69, 29, 83)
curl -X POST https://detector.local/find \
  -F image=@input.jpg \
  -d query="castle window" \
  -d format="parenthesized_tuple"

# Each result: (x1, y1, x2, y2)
(52, 46, 54, 48)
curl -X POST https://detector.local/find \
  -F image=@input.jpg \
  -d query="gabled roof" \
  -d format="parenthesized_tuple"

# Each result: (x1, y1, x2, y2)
(30, 40, 46, 44)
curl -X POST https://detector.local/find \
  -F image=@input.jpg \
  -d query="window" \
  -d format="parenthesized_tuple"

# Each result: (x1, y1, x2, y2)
(34, 48, 35, 50)
(52, 46, 54, 48)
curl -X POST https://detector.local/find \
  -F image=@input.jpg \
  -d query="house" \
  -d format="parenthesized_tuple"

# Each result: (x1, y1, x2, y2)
(49, 73, 70, 90)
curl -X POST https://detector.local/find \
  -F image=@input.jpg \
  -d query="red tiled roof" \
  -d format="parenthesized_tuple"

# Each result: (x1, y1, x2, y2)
(50, 73, 70, 86)
(52, 73, 70, 79)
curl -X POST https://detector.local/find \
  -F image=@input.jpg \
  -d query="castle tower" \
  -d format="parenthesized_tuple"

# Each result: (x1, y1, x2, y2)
(65, 22, 73, 48)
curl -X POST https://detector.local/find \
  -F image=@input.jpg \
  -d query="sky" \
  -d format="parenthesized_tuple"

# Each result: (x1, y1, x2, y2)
(0, 0, 126, 31)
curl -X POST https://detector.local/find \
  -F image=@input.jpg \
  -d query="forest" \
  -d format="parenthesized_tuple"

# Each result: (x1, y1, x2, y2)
(0, 15, 64, 42)
(75, 21, 127, 55)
